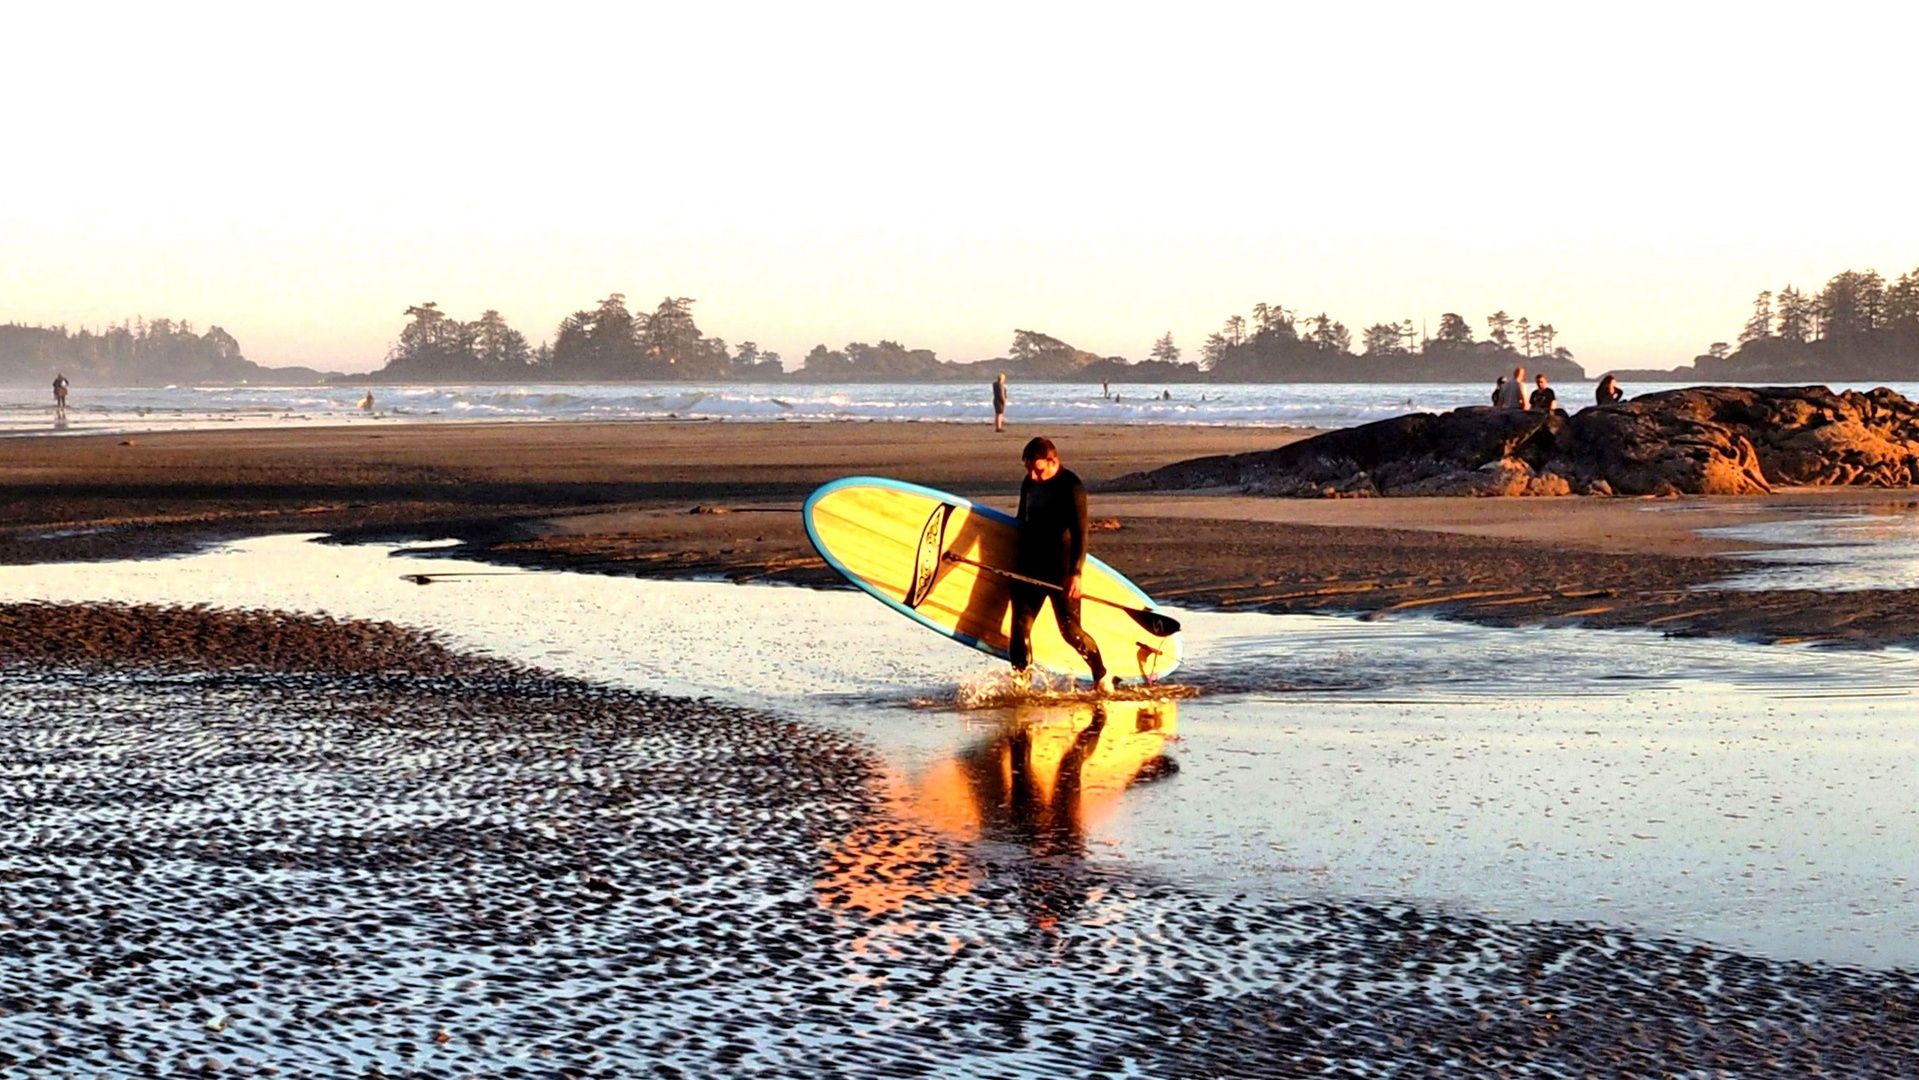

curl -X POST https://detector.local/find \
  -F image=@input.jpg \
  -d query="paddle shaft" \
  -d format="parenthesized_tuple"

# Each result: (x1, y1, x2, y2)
(941, 553, 1180, 636)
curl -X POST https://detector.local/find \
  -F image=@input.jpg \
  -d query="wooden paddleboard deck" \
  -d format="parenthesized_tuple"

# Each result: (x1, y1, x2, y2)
(803, 476, 1181, 681)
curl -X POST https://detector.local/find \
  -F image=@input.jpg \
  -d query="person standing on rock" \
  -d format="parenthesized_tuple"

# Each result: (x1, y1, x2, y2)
(1529, 374, 1557, 413)
(1495, 366, 1527, 409)
(1011, 437, 1112, 695)
(993, 373, 1009, 433)
(1596, 374, 1624, 405)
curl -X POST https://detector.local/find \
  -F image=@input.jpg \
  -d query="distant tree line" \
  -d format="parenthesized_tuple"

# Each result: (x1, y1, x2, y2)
(377, 295, 784, 382)
(1198, 304, 1581, 383)
(373, 296, 1582, 384)
(0, 317, 332, 387)
(1680, 267, 1919, 381)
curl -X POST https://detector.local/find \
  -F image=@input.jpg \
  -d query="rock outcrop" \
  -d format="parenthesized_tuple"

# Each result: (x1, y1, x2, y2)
(1117, 386, 1919, 497)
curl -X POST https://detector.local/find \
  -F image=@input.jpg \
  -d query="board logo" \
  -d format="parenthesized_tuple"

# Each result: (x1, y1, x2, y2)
(906, 503, 954, 608)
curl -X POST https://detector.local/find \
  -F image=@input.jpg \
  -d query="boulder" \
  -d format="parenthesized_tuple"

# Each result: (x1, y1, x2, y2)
(1117, 385, 1919, 498)
(1125, 406, 1568, 497)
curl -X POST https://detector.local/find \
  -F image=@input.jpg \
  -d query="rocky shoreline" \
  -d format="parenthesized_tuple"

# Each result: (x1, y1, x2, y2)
(4, 603, 1918, 1076)
(1120, 385, 1919, 497)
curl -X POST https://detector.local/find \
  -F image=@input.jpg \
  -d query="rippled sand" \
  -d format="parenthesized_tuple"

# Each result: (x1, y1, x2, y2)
(4, 604, 1918, 1076)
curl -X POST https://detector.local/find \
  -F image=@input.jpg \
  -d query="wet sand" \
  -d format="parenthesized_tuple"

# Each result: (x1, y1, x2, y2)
(5, 602, 1917, 1076)
(6, 421, 1919, 644)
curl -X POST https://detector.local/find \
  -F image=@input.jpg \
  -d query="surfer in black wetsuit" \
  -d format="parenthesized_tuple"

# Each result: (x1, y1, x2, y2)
(1012, 437, 1112, 694)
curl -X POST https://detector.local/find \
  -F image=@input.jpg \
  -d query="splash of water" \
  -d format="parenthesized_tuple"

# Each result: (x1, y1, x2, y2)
(910, 667, 1199, 710)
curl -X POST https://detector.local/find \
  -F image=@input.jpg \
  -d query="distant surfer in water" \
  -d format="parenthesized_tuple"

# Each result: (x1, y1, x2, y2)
(52, 373, 68, 420)
(1012, 437, 1113, 694)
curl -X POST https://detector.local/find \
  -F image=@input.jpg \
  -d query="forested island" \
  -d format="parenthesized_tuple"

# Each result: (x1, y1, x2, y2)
(1611, 266, 1919, 383)
(366, 294, 1585, 384)
(18, 266, 1914, 388)
(0, 320, 337, 387)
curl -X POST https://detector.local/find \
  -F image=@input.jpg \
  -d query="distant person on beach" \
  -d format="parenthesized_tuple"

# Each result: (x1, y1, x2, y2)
(1597, 374, 1624, 405)
(1495, 366, 1527, 409)
(1529, 374, 1556, 412)
(1102, 379, 1110, 399)
(1012, 437, 1112, 695)
(52, 373, 68, 419)
(993, 373, 1008, 432)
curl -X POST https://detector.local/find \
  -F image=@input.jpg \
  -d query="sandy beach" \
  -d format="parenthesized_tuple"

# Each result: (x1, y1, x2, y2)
(6, 421, 1919, 1074)
(8, 421, 1919, 645)
(6, 595, 1918, 1077)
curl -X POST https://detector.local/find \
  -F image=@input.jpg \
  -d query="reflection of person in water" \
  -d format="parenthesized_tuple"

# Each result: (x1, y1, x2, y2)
(956, 703, 1177, 931)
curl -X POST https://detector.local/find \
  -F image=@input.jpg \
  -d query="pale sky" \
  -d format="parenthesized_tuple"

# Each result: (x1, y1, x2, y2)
(4, 2, 1915, 375)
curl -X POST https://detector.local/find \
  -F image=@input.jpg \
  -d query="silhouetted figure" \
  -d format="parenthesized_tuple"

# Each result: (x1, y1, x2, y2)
(358, 391, 375, 411)
(52, 373, 68, 420)
(1495, 366, 1527, 409)
(1101, 379, 1110, 399)
(1596, 374, 1624, 405)
(1529, 374, 1556, 412)
(992, 373, 1008, 432)
(1491, 376, 1507, 406)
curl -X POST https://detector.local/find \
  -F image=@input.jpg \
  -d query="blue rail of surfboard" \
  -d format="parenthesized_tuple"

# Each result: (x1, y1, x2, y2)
(802, 475, 1181, 674)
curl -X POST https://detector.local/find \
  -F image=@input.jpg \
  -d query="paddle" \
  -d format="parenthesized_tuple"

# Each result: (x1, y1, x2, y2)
(941, 552, 1182, 637)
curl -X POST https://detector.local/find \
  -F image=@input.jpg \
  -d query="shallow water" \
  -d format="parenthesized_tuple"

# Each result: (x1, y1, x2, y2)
(1701, 503, 1919, 591)
(3, 534, 1917, 968)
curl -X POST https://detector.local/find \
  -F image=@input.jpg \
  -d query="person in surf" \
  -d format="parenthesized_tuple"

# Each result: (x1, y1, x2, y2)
(1011, 437, 1113, 695)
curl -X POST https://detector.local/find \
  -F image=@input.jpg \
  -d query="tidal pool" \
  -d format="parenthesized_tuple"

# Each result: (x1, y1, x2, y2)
(3, 533, 1916, 969)
(1701, 502, 1919, 591)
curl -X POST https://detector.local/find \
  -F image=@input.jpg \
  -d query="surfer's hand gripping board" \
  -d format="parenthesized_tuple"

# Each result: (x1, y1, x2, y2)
(803, 476, 1181, 682)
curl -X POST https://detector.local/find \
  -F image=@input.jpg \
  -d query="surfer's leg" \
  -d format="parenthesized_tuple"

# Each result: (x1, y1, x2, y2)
(1051, 596, 1107, 683)
(1008, 583, 1043, 672)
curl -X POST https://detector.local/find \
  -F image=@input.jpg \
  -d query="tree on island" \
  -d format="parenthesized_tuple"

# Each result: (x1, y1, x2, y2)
(377, 294, 779, 382)
(1679, 265, 1919, 382)
(1195, 303, 1577, 382)
(472, 310, 532, 373)
(1149, 332, 1180, 364)
(797, 340, 943, 380)
(1486, 310, 1513, 348)
(0, 317, 331, 386)
(1433, 312, 1473, 344)
(1362, 322, 1407, 356)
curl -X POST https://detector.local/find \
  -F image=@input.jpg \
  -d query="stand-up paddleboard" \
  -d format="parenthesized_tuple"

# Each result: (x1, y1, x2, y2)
(803, 476, 1181, 682)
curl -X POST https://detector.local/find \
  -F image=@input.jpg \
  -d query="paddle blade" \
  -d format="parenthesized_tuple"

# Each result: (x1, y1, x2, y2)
(1128, 607, 1181, 637)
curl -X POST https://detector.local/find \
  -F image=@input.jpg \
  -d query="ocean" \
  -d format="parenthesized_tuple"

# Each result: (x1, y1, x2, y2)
(10, 379, 1919, 436)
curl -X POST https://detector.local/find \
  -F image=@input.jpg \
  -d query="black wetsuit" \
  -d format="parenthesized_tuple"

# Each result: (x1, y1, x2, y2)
(1530, 386, 1556, 412)
(1011, 468, 1106, 679)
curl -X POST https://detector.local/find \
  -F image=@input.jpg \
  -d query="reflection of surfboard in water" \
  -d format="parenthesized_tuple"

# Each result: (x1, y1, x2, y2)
(802, 476, 1181, 681)
(816, 700, 1178, 914)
